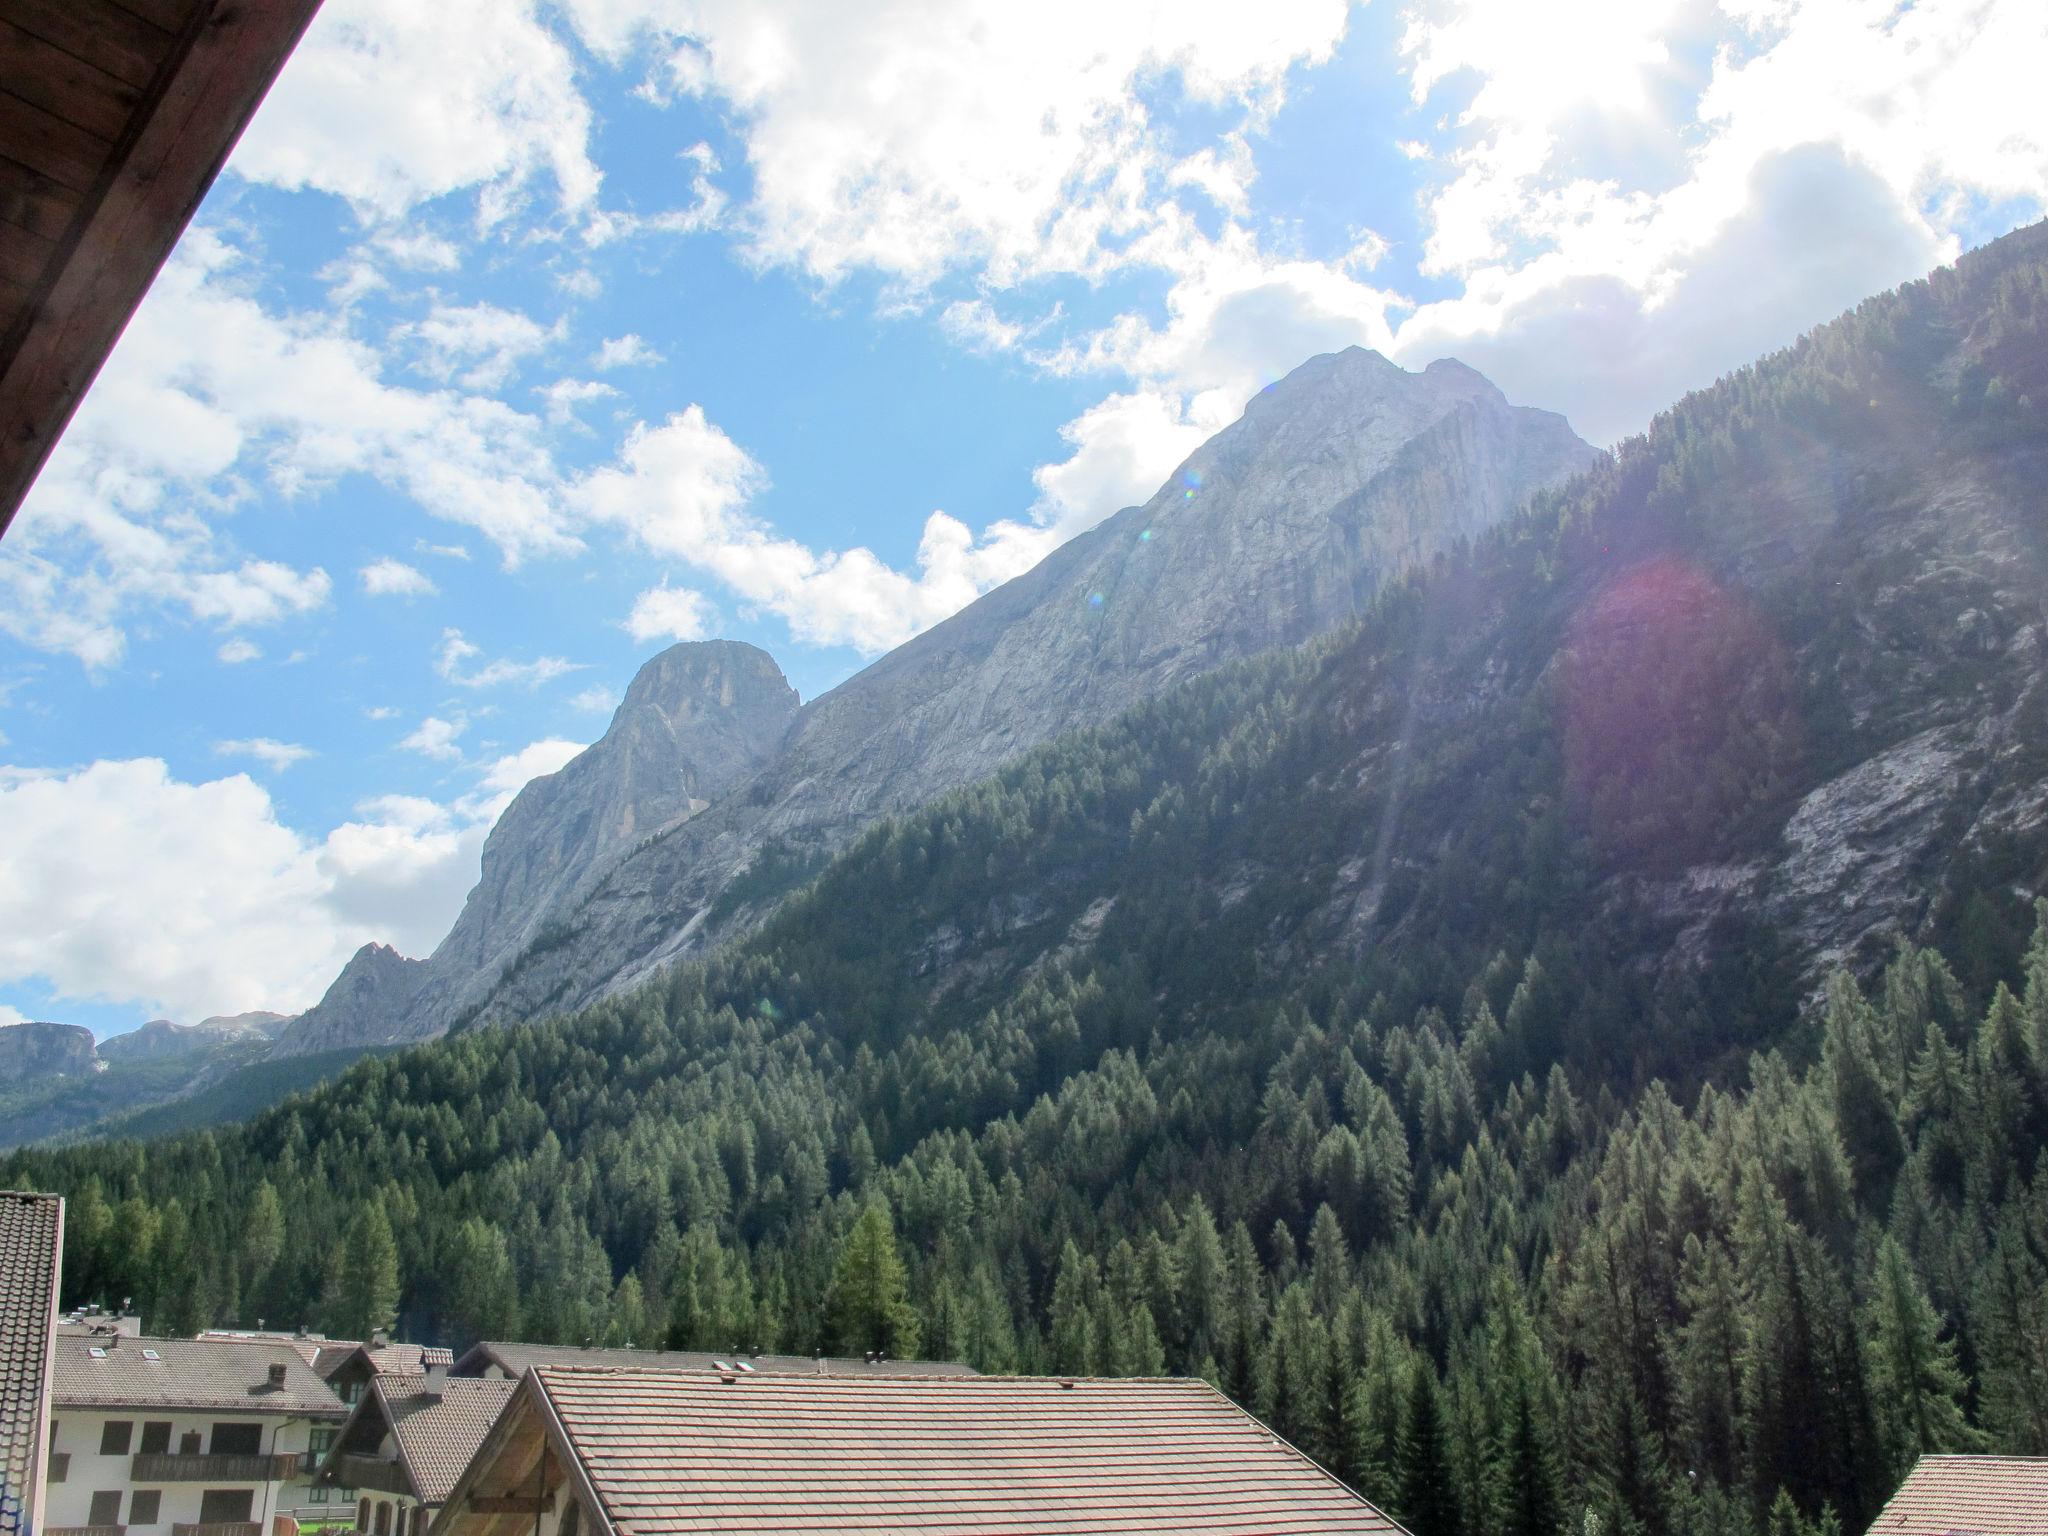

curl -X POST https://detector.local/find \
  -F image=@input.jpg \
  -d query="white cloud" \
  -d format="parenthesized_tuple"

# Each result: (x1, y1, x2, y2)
(399, 715, 466, 760)
(215, 738, 316, 772)
(359, 557, 438, 597)
(580, 408, 1049, 653)
(0, 230, 573, 667)
(939, 299, 1029, 355)
(624, 584, 716, 644)
(1029, 391, 1210, 535)
(0, 743, 594, 1018)
(217, 638, 262, 664)
(1384, 0, 2048, 441)
(539, 377, 620, 427)
(232, 0, 601, 225)
(435, 628, 581, 688)
(569, 684, 620, 712)
(401, 301, 558, 389)
(561, 0, 1350, 289)
(0, 1003, 24, 1028)
(592, 333, 664, 370)
(416, 540, 473, 561)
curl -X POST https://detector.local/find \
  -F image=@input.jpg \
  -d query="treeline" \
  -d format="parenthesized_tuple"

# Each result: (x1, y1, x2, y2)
(13, 924, 2048, 1536)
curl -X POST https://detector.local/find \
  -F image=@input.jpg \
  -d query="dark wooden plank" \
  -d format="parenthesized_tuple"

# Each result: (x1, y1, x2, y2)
(0, 21, 142, 141)
(0, 87, 111, 191)
(0, 152, 80, 241)
(0, 272, 27, 337)
(1, 0, 168, 89)
(0, 0, 330, 536)
(0, 224, 54, 289)
(102, 0, 196, 39)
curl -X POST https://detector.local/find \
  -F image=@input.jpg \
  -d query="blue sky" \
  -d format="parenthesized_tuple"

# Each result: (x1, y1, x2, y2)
(2, 0, 2043, 1038)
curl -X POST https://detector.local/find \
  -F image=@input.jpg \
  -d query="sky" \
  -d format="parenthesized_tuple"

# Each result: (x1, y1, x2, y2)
(1, 0, 2043, 1040)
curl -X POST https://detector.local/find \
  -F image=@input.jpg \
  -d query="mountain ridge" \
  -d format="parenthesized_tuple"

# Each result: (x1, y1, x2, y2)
(272, 346, 1594, 1055)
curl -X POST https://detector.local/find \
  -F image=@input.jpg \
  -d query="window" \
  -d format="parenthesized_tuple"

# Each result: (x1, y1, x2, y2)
(357, 1497, 370, 1532)
(99, 1420, 134, 1456)
(179, 1431, 202, 1455)
(140, 1422, 172, 1456)
(88, 1490, 123, 1527)
(48, 1452, 69, 1483)
(559, 1499, 580, 1536)
(308, 1487, 330, 1505)
(199, 1490, 255, 1525)
(130, 1491, 162, 1526)
(209, 1422, 262, 1456)
(374, 1502, 392, 1536)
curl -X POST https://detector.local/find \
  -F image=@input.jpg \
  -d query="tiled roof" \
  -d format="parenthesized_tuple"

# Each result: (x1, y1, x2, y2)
(53, 1333, 347, 1417)
(1869, 1455, 2048, 1535)
(453, 1341, 977, 1379)
(382, 1378, 517, 1505)
(326, 1343, 455, 1381)
(0, 1192, 61, 1536)
(199, 1330, 342, 1369)
(530, 1368, 1404, 1535)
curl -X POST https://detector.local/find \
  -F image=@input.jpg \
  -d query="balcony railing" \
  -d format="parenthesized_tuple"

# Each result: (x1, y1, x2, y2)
(134, 1452, 302, 1482)
(172, 1523, 264, 1536)
(47, 1525, 124, 1536)
(326, 1454, 413, 1497)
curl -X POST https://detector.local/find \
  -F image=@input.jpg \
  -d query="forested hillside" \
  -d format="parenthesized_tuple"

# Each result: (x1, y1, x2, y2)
(9, 225, 2048, 1536)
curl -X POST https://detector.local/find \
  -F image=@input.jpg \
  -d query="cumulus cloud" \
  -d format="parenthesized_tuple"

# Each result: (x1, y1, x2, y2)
(591, 333, 664, 370)
(0, 230, 572, 667)
(560, 0, 1350, 287)
(1384, 0, 2047, 441)
(569, 685, 620, 713)
(215, 738, 316, 772)
(399, 715, 466, 760)
(401, 300, 558, 389)
(435, 628, 582, 688)
(624, 585, 716, 644)
(359, 557, 438, 597)
(232, 0, 601, 224)
(0, 747, 588, 1019)
(580, 409, 1053, 653)
(217, 638, 262, 664)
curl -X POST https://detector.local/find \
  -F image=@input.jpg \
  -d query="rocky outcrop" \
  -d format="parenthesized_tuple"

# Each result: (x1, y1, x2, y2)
(0, 1020, 99, 1084)
(445, 349, 1598, 1032)
(272, 642, 800, 1055)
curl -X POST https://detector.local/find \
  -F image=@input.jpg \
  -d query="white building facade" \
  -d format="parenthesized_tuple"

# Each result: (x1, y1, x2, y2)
(45, 1335, 347, 1536)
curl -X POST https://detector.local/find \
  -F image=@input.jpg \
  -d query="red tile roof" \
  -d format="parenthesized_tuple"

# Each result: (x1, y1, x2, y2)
(1869, 1456, 2048, 1536)
(528, 1367, 1403, 1535)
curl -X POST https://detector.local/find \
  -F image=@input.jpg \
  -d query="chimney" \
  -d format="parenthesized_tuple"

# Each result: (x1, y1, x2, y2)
(423, 1365, 448, 1398)
(370, 1328, 389, 1348)
(267, 1363, 288, 1389)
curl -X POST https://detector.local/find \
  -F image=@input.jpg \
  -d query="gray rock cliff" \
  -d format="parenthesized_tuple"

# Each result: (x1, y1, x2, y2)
(273, 641, 800, 1054)
(0, 1020, 100, 1084)
(419, 349, 1597, 1036)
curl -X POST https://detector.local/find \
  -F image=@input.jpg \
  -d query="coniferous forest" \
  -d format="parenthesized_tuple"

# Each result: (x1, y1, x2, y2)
(12, 228, 2048, 1536)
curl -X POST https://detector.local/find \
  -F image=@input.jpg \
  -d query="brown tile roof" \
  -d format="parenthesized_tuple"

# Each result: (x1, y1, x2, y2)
(379, 1378, 518, 1505)
(0, 1192, 61, 1536)
(1869, 1455, 2048, 1535)
(325, 1343, 456, 1381)
(53, 1333, 347, 1417)
(452, 1341, 976, 1380)
(198, 1329, 341, 1369)
(530, 1368, 1403, 1535)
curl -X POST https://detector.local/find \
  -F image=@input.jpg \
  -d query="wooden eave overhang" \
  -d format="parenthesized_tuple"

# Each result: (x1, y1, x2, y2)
(0, 0, 325, 538)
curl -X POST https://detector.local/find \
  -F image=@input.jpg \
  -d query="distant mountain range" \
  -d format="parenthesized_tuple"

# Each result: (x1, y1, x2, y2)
(272, 348, 1597, 1058)
(0, 1011, 289, 1147)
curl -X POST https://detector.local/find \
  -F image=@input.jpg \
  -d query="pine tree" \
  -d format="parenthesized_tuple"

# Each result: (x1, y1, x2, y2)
(825, 1202, 920, 1357)
(332, 1201, 400, 1340)
(1863, 1236, 1979, 1475)
(1397, 1357, 1461, 1536)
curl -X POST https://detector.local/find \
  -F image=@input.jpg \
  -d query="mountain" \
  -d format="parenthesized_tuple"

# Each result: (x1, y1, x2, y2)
(97, 1011, 287, 1065)
(13, 222, 2048, 1536)
(0, 1011, 290, 1148)
(0, 1020, 98, 1082)
(276, 348, 1595, 1055)
(274, 641, 800, 1055)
